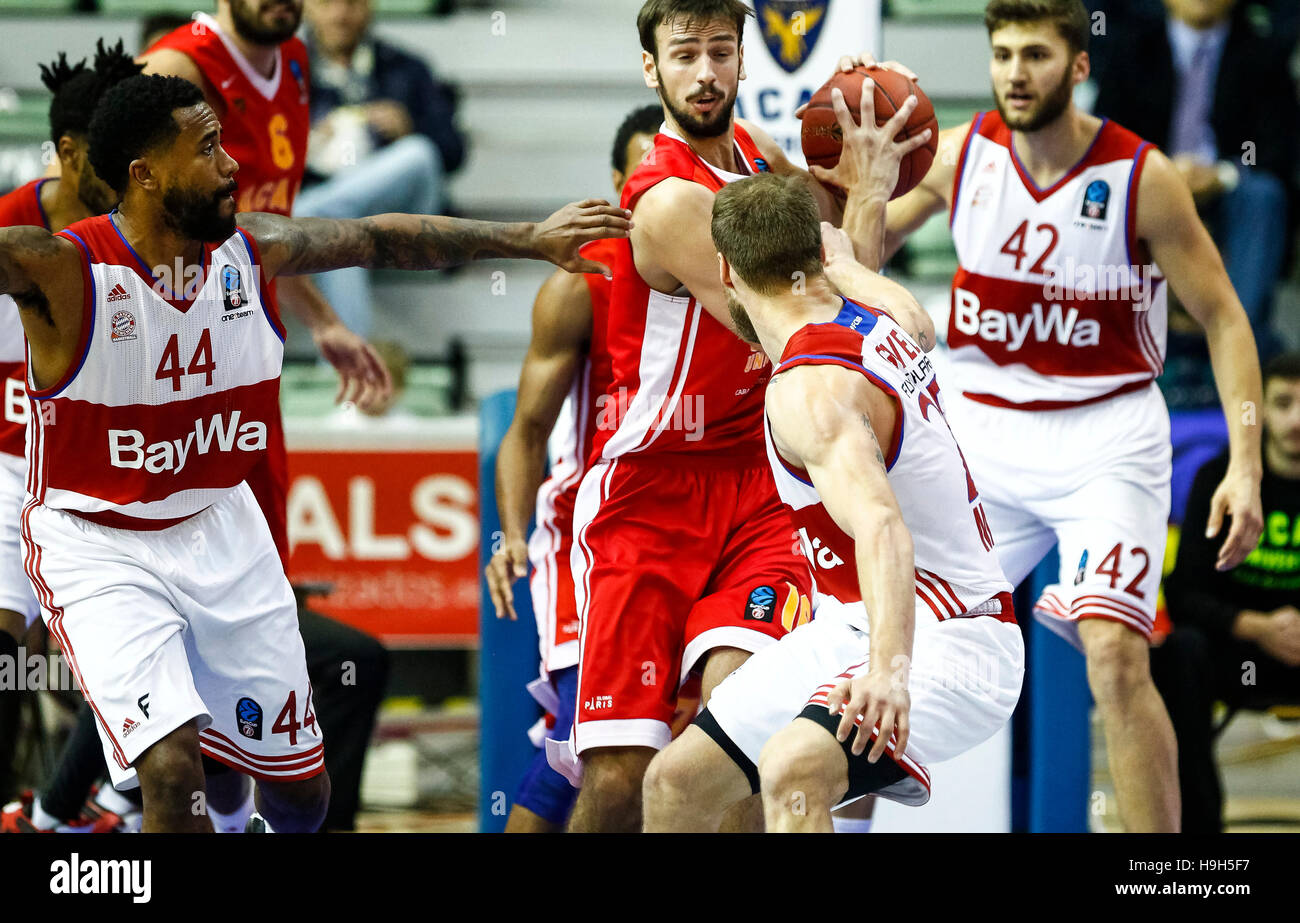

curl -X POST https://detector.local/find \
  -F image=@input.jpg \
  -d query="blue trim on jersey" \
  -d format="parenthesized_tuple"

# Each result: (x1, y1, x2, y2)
(235, 228, 285, 343)
(33, 230, 95, 400)
(830, 296, 880, 335)
(32, 177, 52, 231)
(107, 209, 211, 303)
(1010, 118, 1110, 196)
(950, 111, 985, 229)
(1123, 142, 1150, 269)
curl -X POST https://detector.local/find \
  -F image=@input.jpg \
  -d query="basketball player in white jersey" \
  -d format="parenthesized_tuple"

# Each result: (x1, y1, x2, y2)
(0, 73, 629, 832)
(827, 0, 1263, 831)
(643, 173, 1023, 832)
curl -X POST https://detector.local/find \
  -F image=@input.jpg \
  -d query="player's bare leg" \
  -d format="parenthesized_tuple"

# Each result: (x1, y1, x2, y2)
(567, 746, 654, 833)
(700, 645, 763, 831)
(254, 771, 332, 833)
(757, 718, 848, 833)
(0, 609, 25, 799)
(135, 719, 213, 833)
(1078, 619, 1180, 832)
(504, 805, 559, 833)
(642, 725, 751, 832)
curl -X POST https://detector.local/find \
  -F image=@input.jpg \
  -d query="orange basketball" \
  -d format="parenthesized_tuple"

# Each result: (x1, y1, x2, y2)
(800, 64, 938, 200)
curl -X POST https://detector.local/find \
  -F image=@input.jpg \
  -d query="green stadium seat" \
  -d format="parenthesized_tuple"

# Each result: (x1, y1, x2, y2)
(888, 0, 987, 18)
(97, 0, 202, 15)
(374, 0, 433, 14)
(0, 92, 52, 143)
(0, 0, 74, 11)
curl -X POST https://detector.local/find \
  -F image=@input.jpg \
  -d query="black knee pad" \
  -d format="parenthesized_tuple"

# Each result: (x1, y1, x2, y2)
(796, 704, 907, 802)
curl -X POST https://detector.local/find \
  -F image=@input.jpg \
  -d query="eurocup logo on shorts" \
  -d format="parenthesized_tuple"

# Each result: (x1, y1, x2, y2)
(1074, 549, 1089, 586)
(744, 585, 777, 622)
(755, 1, 830, 74)
(221, 265, 244, 312)
(236, 696, 263, 740)
(1081, 180, 1110, 221)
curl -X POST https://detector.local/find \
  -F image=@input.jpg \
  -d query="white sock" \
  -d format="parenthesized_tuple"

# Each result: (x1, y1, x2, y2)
(30, 795, 63, 830)
(93, 785, 137, 816)
(832, 816, 873, 834)
(208, 790, 256, 833)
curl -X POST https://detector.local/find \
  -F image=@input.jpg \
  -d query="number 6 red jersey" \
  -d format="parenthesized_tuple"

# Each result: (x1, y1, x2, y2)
(26, 214, 284, 529)
(147, 12, 310, 217)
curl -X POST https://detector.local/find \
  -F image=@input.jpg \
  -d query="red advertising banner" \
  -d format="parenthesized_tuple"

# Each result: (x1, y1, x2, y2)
(285, 421, 480, 647)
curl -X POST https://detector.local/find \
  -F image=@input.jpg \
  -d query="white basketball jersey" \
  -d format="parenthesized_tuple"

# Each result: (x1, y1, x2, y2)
(765, 298, 1011, 628)
(27, 213, 284, 528)
(948, 111, 1167, 409)
(0, 296, 29, 459)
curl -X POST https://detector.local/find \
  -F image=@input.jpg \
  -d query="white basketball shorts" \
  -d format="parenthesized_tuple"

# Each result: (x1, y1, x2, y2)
(703, 600, 1024, 806)
(21, 481, 323, 790)
(944, 383, 1172, 649)
(0, 452, 38, 627)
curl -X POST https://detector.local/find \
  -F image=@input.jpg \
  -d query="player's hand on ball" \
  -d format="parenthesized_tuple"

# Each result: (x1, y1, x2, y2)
(1207, 467, 1264, 571)
(826, 667, 911, 763)
(795, 53, 919, 118)
(485, 537, 529, 620)
(532, 198, 633, 275)
(808, 83, 932, 200)
(313, 322, 394, 412)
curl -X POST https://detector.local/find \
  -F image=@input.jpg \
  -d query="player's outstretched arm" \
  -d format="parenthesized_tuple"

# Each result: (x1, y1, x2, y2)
(1138, 149, 1264, 570)
(820, 222, 935, 351)
(486, 269, 592, 621)
(238, 199, 632, 279)
(766, 364, 915, 761)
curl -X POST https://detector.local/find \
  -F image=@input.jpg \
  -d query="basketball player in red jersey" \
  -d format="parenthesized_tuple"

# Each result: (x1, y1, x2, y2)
(0, 42, 143, 813)
(486, 105, 662, 834)
(0, 72, 628, 832)
(141, 0, 389, 568)
(851, 0, 1263, 831)
(561, 0, 932, 832)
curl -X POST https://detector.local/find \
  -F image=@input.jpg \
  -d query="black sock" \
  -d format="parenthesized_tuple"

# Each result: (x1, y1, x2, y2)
(0, 629, 19, 800)
(41, 703, 109, 821)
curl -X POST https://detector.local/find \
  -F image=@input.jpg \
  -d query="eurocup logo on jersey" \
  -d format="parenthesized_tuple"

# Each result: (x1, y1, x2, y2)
(289, 59, 309, 104)
(1081, 180, 1110, 221)
(221, 265, 244, 312)
(755, 1, 830, 74)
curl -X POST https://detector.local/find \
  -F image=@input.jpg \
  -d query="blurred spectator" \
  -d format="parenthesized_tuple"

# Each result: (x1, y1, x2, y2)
(297, 0, 466, 337)
(1090, 0, 1299, 522)
(1152, 351, 1300, 832)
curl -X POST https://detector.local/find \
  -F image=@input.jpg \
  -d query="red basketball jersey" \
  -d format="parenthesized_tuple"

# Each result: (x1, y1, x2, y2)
(147, 12, 310, 217)
(590, 124, 774, 464)
(0, 178, 52, 458)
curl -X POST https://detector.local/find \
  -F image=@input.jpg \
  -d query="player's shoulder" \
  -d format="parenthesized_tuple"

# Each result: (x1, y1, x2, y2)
(631, 175, 714, 227)
(0, 178, 47, 229)
(620, 132, 699, 208)
(1088, 115, 1155, 165)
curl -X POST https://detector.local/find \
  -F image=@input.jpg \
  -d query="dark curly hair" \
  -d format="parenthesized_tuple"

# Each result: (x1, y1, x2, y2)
(88, 74, 206, 196)
(611, 104, 663, 173)
(41, 39, 145, 146)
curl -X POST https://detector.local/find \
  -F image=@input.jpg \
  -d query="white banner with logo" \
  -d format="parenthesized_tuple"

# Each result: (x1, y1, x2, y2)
(737, 0, 882, 168)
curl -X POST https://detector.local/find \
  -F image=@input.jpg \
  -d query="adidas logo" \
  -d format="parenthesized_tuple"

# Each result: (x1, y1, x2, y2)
(122, 716, 138, 737)
(107, 283, 131, 303)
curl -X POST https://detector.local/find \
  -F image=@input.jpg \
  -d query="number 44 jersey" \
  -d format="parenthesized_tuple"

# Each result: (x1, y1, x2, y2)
(27, 214, 284, 530)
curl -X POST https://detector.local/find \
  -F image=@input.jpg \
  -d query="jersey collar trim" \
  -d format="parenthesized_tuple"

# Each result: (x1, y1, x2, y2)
(1007, 117, 1110, 203)
(194, 12, 282, 101)
(107, 211, 213, 313)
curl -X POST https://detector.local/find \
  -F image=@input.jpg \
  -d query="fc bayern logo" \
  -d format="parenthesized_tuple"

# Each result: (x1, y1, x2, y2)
(110, 310, 136, 342)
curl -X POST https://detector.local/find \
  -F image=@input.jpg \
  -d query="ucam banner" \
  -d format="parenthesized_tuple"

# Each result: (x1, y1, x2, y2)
(736, 0, 882, 168)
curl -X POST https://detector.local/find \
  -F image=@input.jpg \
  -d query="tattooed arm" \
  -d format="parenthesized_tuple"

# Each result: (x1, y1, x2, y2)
(766, 363, 915, 760)
(0, 226, 93, 388)
(239, 199, 633, 279)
